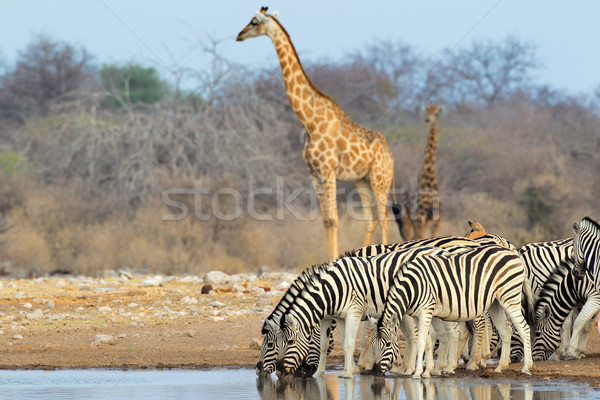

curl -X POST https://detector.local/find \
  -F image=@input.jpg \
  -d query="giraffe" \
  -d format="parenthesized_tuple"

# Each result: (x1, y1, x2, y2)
(237, 7, 395, 259)
(396, 102, 442, 241)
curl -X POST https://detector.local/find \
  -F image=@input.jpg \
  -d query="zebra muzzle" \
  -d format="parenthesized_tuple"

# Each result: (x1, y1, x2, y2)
(371, 363, 386, 377)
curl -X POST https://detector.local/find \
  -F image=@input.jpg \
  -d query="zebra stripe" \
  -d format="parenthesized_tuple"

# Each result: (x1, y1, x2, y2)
(518, 237, 573, 296)
(371, 245, 533, 378)
(532, 261, 600, 361)
(573, 217, 600, 289)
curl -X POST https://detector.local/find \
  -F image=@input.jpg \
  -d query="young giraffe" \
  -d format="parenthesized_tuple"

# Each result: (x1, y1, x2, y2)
(237, 8, 395, 259)
(396, 102, 442, 241)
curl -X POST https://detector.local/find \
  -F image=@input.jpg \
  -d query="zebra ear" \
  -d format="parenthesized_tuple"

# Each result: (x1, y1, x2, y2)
(286, 314, 299, 328)
(542, 304, 551, 321)
(366, 315, 378, 328)
(265, 319, 279, 332)
(572, 221, 581, 235)
(387, 313, 399, 330)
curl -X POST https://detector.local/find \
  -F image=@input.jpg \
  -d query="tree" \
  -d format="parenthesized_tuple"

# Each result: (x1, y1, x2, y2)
(442, 35, 540, 106)
(100, 64, 164, 108)
(0, 35, 95, 121)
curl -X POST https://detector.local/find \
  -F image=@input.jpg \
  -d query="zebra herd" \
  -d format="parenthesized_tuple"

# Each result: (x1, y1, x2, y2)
(255, 217, 600, 379)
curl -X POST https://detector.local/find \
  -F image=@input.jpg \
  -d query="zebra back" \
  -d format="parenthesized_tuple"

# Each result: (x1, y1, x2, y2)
(518, 237, 573, 296)
(572, 217, 600, 290)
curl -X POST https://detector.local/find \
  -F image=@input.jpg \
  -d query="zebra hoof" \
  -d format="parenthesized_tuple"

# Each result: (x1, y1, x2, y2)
(560, 354, 577, 361)
(521, 368, 531, 375)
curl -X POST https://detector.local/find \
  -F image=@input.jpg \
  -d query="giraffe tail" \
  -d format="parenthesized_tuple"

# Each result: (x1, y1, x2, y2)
(391, 202, 405, 239)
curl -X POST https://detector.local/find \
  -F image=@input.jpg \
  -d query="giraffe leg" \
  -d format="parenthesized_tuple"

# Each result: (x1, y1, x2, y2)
(310, 172, 338, 260)
(355, 179, 377, 247)
(369, 168, 392, 244)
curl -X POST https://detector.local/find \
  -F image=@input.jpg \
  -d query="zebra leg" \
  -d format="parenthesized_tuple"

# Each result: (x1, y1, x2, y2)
(339, 313, 362, 379)
(500, 301, 533, 375)
(563, 299, 600, 360)
(357, 321, 376, 371)
(456, 321, 470, 364)
(443, 321, 459, 374)
(396, 315, 418, 375)
(466, 316, 485, 371)
(430, 318, 448, 376)
(487, 302, 512, 373)
(481, 316, 492, 367)
(314, 319, 334, 377)
(413, 311, 434, 379)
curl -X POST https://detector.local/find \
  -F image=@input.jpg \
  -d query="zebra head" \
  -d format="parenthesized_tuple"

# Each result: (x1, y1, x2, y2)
(276, 314, 311, 378)
(370, 314, 400, 377)
(532, 303, 559, 361)
(572, 218, 600, 281)
(256, 318, 280, 376)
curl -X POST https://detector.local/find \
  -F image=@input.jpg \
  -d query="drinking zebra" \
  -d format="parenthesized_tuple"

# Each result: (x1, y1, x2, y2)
(274, 245, 458, 378)
(370, 244, 534, 378)
(532, 261, 600, 361)
(257, 235, 485, 377)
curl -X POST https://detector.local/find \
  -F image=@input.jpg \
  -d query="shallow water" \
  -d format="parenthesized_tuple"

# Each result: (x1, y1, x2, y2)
(0, 369, 598, 400)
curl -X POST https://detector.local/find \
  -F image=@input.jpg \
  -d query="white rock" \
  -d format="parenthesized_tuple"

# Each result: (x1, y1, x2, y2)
(14, 292, 26, 299)
(204, 271, 231, 286)
(26, 309, 45, 320)
(93, 334, 117, 345)
(180, 276, 203, 284)
(55, 279, 67, 288)
(142, 278, 163, 287)
(128, 303, 138, 308)
(276, 281, 291, 290)
(23, 303, 32, 309)
(232, 283, 246, 293)
(98, 306, 112, 314)
(11, 334, 23, 340)
(210, 301, 226, 308)
(181, 296, 198, 305)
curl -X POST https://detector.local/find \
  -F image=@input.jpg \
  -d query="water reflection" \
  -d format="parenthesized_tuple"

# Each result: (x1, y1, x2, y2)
(256, 374, 594, 400)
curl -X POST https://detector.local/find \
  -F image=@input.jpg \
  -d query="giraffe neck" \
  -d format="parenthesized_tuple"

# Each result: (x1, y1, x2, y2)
(419, 119, 438, 189)
(266, 20, 326, 124)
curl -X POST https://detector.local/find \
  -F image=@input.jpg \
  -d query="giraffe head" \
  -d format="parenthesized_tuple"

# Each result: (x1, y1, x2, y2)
(425, 102, 441, 125)
(236, 7, 280, 42)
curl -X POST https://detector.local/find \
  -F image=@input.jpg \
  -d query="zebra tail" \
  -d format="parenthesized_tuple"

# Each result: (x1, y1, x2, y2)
(521, 276, 536, 328)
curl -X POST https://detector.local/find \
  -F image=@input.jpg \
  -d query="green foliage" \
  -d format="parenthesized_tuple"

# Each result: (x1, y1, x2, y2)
(100, 63, 164, 108)
(0, 148, 24, 176)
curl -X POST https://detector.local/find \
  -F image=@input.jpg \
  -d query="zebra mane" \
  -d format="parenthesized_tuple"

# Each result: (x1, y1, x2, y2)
(263, 259, 333, 331)
(582, 216, 600, 233)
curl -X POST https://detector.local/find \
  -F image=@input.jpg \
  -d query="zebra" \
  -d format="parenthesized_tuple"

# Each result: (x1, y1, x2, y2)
(573, 217, 600, 288)
(274, 245, 460, 378)
(510, 236, 600, 361)
(370, 244, 534, 378)
(257, 235, 485, 378)
(532, 260, 600, 361)
(259, 233, 514, 378)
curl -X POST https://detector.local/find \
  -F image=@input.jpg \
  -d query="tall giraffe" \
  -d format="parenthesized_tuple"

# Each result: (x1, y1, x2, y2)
(237, 7, 395, 259)
(396, 102, 442, 240)
(414, 102, 442, 239)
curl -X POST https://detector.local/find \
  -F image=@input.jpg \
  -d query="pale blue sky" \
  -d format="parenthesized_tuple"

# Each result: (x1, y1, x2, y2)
(1, 1, 599, 95)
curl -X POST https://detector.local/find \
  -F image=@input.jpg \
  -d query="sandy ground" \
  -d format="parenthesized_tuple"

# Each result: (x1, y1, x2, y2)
(1, 274, 600, 387)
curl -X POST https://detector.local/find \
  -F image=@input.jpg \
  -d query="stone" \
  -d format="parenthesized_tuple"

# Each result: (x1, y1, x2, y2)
(201, 284, 213, 294)
(210, 301, 225, 308)
(142, 277, 163, 287)
(11, 334, 23, 340)
(26, 309, 45, 320)
(184, 330, 195, 338)
(14, 292, 26, 299)
(98, 306, 112, 314)
(204, 271, 231, 286)
(92, 334, 117, 345)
